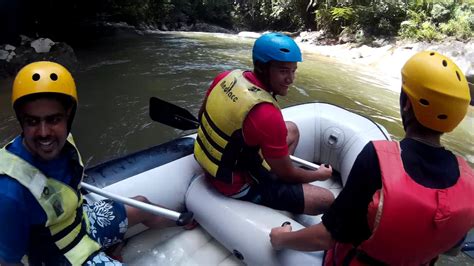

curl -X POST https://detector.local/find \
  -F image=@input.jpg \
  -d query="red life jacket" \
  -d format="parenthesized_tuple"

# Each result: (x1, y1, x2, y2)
(325, 140, 474, 266)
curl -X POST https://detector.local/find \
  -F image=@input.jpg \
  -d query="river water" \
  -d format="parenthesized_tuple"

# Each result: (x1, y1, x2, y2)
(0, 31, 472, 264)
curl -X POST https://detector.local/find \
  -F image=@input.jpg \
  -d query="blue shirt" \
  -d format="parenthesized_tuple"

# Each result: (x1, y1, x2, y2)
(0, 136, 75, 263)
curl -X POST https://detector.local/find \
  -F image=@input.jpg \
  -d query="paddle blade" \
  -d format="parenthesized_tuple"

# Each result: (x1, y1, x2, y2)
(149, 97, 199, 130)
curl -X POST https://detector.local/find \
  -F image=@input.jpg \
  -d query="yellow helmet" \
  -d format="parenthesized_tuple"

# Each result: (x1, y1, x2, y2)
(12, 61, 77, 107)
(401, 51, 470, 132)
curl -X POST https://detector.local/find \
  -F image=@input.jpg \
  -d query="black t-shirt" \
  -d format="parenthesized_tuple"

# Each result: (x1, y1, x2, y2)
(321, 138, 460, 246)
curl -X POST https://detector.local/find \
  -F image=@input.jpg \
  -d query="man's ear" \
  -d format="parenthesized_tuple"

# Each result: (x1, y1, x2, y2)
(66, 106, 73, 117)
(403, 97, 412, 112)
(254, 61, 263, 74)
(254, 61, 270, 75)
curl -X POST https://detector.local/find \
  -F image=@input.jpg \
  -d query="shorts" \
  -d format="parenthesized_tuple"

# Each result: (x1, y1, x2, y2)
(83, 200, 128, 265)
(235, 170, 305, 214)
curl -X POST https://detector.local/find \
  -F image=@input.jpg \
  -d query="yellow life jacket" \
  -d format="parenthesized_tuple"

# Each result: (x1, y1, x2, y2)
(0, 134, 101, 265)
(194, 70, 279, 183)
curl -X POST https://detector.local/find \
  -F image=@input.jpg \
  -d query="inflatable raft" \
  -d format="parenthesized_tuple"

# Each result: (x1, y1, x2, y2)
(83, 102, 390, 265)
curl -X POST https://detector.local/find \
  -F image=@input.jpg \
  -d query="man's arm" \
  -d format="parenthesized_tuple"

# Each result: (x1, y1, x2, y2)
(265, 156, 332, 183)
(244, 104, 332, 183)
(270, 223, 335, 251)
(269, 142, 382, 251)
(0, 195, 29, 265)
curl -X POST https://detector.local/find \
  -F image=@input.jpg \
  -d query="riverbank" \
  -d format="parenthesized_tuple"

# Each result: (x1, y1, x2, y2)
(294, 31, 474, 89)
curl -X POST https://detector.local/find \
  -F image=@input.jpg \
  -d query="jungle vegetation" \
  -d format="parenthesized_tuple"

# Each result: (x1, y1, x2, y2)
(0, 0, 472, 45)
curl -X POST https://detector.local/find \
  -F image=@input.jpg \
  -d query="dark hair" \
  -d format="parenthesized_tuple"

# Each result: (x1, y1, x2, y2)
(399, 89, 408, 109)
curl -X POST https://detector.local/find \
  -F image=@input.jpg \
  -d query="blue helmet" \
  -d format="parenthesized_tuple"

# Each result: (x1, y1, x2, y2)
(252, 32, 302, 64)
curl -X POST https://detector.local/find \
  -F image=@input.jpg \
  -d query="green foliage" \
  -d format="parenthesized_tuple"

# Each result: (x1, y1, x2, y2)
(315, 2, 407, 37)
(399, 1, 473, 41)
(355, 2, 407, 36)
(315, 8, 333, 32)
(268, 1, 305, 30)
(106, 0, 154, 25)
(197, 1, 234, 27)
(419, 21, 444, 41)
(233, 0, 307, 31)
(102, 0, 235, 28)
(15, 0, 473, 44)
(233, 0, 271, 31)
(330, 7, 355, 22)
(439, 3, 474, 39)
(320, 6, 356, 35)
(430, 3, 452, 23)
(399, 9, 428, 39)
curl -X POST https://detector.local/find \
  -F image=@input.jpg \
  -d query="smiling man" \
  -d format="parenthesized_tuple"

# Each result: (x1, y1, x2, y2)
(194, 33, 334, 215)
(0, 61, 181, 265)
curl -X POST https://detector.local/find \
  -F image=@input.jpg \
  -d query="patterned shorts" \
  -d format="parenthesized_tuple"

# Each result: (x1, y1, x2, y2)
(83, 200, 128, 265)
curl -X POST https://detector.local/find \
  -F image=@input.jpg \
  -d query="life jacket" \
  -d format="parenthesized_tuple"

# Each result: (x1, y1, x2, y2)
(325, 140, 474, 266)
(0, 134, 101, 265)
(194, 70, 279, 184)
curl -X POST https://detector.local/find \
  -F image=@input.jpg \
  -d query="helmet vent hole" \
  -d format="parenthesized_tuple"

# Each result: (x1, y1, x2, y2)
(32, 73, 40, 81)
(50, 73, 58, 81)
(438, 114, 448, 120)
(456, 71, 461, 81)
(430, 52, 435, 56)
(442, 60, 448, 67)
(280, 48, 290, 53)
(419, 99, 430, 106)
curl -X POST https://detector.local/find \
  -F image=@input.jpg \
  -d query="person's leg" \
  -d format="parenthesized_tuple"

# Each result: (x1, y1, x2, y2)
(84, 197, 188, 264)
(84, 200, 128, 248)
(236, 171, 303, 214)
(242, 172, 334, 215)
(284, 121, 334, 214)
(83, 200, 128, 264)
(125, 195, 176, 229)
(302, 184, 335, 215)
(285, 121, 299, 155)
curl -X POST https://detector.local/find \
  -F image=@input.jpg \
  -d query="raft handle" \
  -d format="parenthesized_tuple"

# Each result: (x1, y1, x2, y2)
(233, 249, 244, 261)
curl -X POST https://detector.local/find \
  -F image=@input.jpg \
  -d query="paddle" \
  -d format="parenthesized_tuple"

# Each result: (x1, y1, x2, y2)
(149, 97, 200, 130)
(81, 182, 193, 226)
(148, 97, 319, 170)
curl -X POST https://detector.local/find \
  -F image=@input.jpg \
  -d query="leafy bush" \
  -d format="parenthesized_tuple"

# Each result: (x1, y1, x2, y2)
(268, 1, 305, 31)
(315, 7, 333, 33)
(439, 3, 473, 39)
(233, 0, 272, 31)
(354, 2, 407, 36)
(400, 1, 472, 41)
(329, 6, 356, 34)
(399, 9, 428, 39)
(331, 7, 355, 23)
(419, 21, 444, 41)
(431, 3, 452, 23)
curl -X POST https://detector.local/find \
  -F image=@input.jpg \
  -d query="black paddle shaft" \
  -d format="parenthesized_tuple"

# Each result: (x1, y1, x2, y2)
(149, 97, 200, 130)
